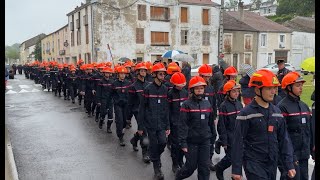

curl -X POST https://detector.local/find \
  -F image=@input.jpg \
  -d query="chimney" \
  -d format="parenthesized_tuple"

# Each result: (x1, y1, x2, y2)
(239, 1, 244, 21)
(86, 0, 90, 3)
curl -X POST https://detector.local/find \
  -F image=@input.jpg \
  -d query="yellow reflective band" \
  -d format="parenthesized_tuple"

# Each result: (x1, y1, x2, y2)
(272, 77, 279, 84)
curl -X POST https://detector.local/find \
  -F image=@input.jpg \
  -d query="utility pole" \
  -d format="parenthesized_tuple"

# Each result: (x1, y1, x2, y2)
(218, 0, 225, 56)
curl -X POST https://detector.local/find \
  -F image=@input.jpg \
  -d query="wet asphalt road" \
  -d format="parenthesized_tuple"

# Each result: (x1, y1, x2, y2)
(5, 74, 314, 180)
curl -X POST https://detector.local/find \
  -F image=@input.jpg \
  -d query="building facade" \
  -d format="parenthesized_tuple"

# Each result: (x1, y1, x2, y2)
(19, 33, 46, 64)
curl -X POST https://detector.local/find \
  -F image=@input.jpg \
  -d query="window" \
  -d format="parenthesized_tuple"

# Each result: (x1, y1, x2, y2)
(202, 31, 210, 46)
(224, 33, 232, 52)
(138, 4, 146, 21)
(85, 26, 89, 44)
(260, 33, 267, 47)
(203, 54, 209, 64)
(58, 39, 60, 50)
(150, 6, 170, 21)
(279, 34, 285, 48)
(181, 30, 188, 45)
(77, 30, 81, 45)
(52, 41, 54, 52)
(202, 9, 209, 25)
(268, 53, 272, 64)
(180, 7, 188, 23)
(244, 34, 253, 50)
(136, 28, 144, 44)
(71, 31, 74, 46)
(244, 52, 252, 65)
(151, 32, 169, 45)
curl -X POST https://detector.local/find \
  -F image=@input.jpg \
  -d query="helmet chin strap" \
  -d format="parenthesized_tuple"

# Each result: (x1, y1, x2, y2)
(256, 88, 268, 103)
(287, 85, 300, 99)
(227, 92, 236, 101)
(190, 88, 204, 99)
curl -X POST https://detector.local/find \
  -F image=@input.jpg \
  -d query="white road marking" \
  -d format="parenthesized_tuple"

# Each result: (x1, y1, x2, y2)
(6, 90, 17, 94)
(6, 86, 12, 89)
(31, 89, 40, 92)
(19, 85, 30, 88)
(34, 84, 42, 87)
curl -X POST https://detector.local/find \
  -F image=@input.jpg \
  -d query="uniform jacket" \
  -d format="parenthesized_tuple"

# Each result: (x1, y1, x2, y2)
(137, 82, 170, 131)
(111, 79, 131, 106)
(96, 77, 114, 104)
(81, 73, 94, 92)
(231, 100, 294, 175)
(178, 96, 215, 149)
(128, 78, 149, 112)
(168, 87, 188, 127)
(277, 94, 312, 161)
(239, 74, 255, 98)
(217, 98, 243, 147)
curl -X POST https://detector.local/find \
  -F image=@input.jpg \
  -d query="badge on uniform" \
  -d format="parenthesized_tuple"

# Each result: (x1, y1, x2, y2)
(302, 118, 306, 124)
(201, 114, 205, 119)
(122, 89, 125, 93)
(180, 102, 183, 106)
(158, 99, 161, 104)
(205, 97, 208, 100)
(268, 125, 274, 132)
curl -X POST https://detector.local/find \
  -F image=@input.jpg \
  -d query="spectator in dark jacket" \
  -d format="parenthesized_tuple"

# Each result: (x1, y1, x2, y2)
(181, 61, 191, 86)
(210, 65, 223, 94)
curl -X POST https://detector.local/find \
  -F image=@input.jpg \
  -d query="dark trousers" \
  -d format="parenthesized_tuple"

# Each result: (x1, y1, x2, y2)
(69, 85, 77, 100)
(170, 125, 184, 167)
(100, 101, 114, 120)
(216, 146, 231, 171)
(244, 160, 277, 180)
(85, 91, 94, 113)
(147, 129, 167, 162)
(114, 104, 128, 138)
(91, 96, 97, 113)
(176, 139, 210, 180)
(279, 158, 308, 180)
(62, 82, 69, 98)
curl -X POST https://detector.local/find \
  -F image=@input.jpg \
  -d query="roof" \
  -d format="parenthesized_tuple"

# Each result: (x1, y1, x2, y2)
(20, 33, 46, 49)
(283, 16, 315, 33)
(227, 11, 292, 33)
(179, 0, 220, 6)
(66, 1, 95, 16)
(223, 12, 258, 32)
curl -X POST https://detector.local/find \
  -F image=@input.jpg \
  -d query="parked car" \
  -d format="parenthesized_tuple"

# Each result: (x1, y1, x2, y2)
(301, 68, 313, 75)
(191, 64, 213, 77)
(259, 63, 296, 74)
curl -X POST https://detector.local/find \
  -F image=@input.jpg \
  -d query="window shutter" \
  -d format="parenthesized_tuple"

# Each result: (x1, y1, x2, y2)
(181, 7, 188, 23)
(202, 9, 209, 25)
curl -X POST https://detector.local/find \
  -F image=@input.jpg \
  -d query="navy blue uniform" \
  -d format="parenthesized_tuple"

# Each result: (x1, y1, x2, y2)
(276, 67, 291, 98)
(176, 96, 215, 180)
(81, 73, 94, 114)
(168, 87, 188, 169)
(277, 94, 312, 180)
(232, 100, 294, 180)
(96, 77, 114, 128)
(66, 73, 78, 102)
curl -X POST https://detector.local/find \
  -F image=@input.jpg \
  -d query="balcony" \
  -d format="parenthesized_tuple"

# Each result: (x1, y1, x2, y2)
(83, 15, 88, 26)
(70, 22, 74, 31)
(76, 19, 80, 29)
(59, 50, 66, 55)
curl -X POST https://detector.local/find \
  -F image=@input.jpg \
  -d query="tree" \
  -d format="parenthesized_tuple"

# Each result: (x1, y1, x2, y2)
(34, 41, 42, 61)
(277, 0, 314, 16)
(5, 44, 20, 60)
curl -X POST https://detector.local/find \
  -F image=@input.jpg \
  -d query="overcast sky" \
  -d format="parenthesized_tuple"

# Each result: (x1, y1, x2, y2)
(5, 0, 83, 46)
(5, 0, 252, 46)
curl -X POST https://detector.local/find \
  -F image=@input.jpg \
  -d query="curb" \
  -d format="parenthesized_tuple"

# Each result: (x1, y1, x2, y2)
(5, 111, 19, 180)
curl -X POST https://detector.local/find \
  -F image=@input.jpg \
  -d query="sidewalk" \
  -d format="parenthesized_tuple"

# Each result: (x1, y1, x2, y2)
(5, 110, 19, 180)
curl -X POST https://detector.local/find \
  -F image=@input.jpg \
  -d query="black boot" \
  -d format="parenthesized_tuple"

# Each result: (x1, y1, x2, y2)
(215, 165, 224, 180)
(119, 137, 125, 146)
(72, 99, 75, 104)
(59, 93, 62, 97)
(214, 141, 221, 154)
(153, 161, 164, 180)
(209, 161, 216, 171)
(142, 148, 150, 163)
(64, 96, 67, 100)
(106, 120, 113, 133)
(130, 133, 139, 151)
(98, 118, 104, 129)
(88, 111, 91, 117)
(172, 163, 180, 173)
(125, 120, 131, 129)
(95, 114, 99, 122)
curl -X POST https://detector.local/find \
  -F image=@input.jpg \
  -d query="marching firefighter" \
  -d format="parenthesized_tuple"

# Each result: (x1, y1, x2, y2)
(96, 67, 114, 133)
(124, 61, 135, 129)
(128, 62, 151, 163)
(80, 64, 95, 117)
(277, 72, 312, 180)
(145, 61, 154, 82)
(214, 80, 243, 180)
(231, 69, 296, 180)
(77, 64, 86, 105)
(111, 66, 131, 146)
(42, 67, 52, 91)
(62, 64, 70, 100)
(197, 64, 217, 171)
(66, 68, 78, 104)
(92, 64, 104, 121)
(137, 63, 170, 180)
(216, 66, 238, 106)
(55, 64, 64, 97)
(164, 62, 181, 91)
(167, 72, 188, 173)
(175, 76, 215, 180)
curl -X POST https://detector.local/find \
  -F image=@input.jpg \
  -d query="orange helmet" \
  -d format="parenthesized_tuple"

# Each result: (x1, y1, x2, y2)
(63, 63, 68, 68)
(117, 66, 128, 74)
(80, 64, 86, 71)
(281, 72, 305, 89)
(223, 66, 238, 76)
(70, 68, 76, 72)
(135, 62, 147, 71)
(166, 62, 181, 75)
(152, 63, 166, 73)
(101, 67, 114, 73)
(58, 64, 63, 69)
(124, 62, 132, 68)
(198, 64, 212, 76)
(77, 59, 84, 65)
(145, 61, 153, 71)
(170, 72, 186, 87)
(106, 62, 112, 67)
(223, 80, 241, 94)
(86, 64, 94, 70)
(97, 64, 105, 69)
(249, 69, 281, 88)
(188, 76, 207, 89)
